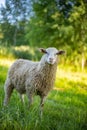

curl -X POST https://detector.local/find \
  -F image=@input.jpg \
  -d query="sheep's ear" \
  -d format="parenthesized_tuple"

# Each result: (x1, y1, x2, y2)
(39, 48, 47, 53)
(56, 50, 65, 55)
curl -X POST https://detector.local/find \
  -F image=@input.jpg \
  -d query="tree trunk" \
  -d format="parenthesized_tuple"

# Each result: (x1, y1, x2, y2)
(81, 53, 85, 71)
(13, 26, 17, 46)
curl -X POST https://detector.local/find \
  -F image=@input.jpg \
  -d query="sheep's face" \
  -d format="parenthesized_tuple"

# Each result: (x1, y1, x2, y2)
(39, 47, 65, 65)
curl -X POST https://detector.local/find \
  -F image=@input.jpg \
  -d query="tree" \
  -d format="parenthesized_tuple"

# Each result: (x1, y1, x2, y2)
(25, 0, 87, 68)
(26, 0, 65, 47)
(68, 1, 87, 69)
(0, 0, 32, 45)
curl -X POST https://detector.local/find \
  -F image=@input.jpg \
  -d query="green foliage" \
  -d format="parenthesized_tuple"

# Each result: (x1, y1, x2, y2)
(0, 21, 28, 46)
(0, 0, 32, 45)
(0, 0, 87, 68)
(0, 0, 87, 51)
(0, 45, 87, 70)
(0, 45, 42, 61)
(26, 0, 87, 50)
(25, 1, 87, 73)
(26, 0, 65, 47)
(25, 0, 87, 69)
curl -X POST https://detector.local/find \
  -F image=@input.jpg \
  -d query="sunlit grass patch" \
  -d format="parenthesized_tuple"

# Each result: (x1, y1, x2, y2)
(56, 67, 87, 83)
(55, 67, 87, 91)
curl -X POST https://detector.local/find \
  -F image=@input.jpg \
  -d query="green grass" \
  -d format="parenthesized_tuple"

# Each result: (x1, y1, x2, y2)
(0, 58, 87, 130)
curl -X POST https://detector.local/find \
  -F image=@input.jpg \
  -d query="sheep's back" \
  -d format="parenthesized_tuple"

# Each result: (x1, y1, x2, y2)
(7, 59, 38, 93)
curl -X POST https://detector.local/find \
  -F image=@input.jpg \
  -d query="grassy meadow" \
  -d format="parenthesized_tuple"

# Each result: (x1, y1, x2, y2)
(0, 46, 87, 130)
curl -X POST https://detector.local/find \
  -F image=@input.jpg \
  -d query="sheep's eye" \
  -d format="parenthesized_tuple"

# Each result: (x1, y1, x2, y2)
(46, 52, 49, 55)
(46, 51, 49, 55)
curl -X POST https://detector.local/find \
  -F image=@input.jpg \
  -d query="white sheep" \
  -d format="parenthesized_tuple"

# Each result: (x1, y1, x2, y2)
(4, 47, 65, 116)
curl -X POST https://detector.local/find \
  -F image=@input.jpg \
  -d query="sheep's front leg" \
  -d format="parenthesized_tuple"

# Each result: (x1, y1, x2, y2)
(4, 79, 14, 106)
(26, 87, 33, 108)
(40, 96, 46, 118)
(19, 94, 25, 104)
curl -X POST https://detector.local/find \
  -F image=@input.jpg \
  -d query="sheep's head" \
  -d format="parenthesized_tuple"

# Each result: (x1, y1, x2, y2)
(39, 47, 65, 65)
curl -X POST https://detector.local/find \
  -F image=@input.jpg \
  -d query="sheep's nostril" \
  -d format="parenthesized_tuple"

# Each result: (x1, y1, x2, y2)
(49, 58, 53, 62)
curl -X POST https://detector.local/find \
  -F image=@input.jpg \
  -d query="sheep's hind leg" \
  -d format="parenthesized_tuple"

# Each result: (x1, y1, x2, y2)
(4, 79, 14, 106)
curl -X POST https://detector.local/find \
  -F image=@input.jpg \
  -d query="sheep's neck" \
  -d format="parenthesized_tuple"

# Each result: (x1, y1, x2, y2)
(42, 62, 57, 77)
(38, 60, 58, 89)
